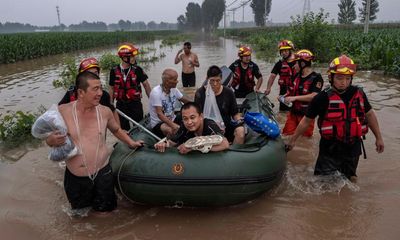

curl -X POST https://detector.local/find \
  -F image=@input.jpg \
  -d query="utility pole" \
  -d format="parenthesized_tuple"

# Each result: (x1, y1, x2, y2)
(264, 0, 267, 26)
(242, 2, 245, 23)
(224, 9, 226, 37)
(364, 0, 371, 34)
(56, 6, 61, 27)
(302, 0, 311, 18)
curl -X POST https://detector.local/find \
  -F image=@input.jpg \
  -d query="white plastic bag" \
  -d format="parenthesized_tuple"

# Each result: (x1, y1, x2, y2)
(203, 82, 225, 130)
(31, 104, 78, 161)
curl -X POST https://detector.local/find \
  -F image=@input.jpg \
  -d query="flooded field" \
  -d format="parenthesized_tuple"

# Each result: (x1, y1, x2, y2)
(1, 38, 399, 240)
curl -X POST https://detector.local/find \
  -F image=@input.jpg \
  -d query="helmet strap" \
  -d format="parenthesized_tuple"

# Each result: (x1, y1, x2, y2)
(121, 56, 131, 64)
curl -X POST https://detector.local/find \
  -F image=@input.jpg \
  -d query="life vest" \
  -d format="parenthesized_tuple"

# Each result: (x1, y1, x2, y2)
(112, 65, 142, 101)
(318, 87, 368, 143)
(288, 72, 321, 114)
(231, 62, 255, 91)
(278, 60, 293, 86)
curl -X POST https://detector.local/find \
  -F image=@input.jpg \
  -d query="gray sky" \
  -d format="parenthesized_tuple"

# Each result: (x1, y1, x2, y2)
(0, 0, 398, 26)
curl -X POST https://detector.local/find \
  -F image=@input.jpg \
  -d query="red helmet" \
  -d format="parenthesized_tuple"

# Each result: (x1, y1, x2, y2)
(117, 43, 139, 58)
(294, 49, 315, 62)
(238, 46, 252, 57)
(78, 57, 100, 73)
(328, 55, 356, 75)
(278, 40, 294, 51)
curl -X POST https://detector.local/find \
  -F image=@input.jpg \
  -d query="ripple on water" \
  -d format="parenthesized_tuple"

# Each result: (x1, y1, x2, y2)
(285, 166, 360, 195)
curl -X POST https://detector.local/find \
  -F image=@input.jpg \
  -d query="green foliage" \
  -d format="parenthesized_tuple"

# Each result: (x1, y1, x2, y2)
(250, 0, 272, 27)
(223, 23, 400, 77)
(160, 34, 192, 47)
(201, 0, 225, 32)
(338, 0, 357, 24)
(290, 9, 332, 62)
(52, 57, 78, 90)
(0, 31, 179, 64)
(0, 111, 38, 147)
(359, 0, 379, 23)
(99, 53, 120, 74)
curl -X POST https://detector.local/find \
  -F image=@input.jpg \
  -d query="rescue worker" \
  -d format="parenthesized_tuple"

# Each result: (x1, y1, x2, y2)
(282, 49, 323, 137)
(286, 55, 384, 180)
(265, 40, 296, 111)
(109, 43, 151, 131)
(228, 46, 263, 98)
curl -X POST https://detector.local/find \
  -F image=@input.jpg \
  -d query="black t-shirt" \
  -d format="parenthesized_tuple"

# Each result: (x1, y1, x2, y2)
(170, 118, 224, 145)
(194, 86, 239, 128)
(306, 85, 372, 157)
(296, 72, 324, 95)
(271, 59, 295, 75)
(58, 87, 115, 112)
(229, 60, 262, 93)
(109, 65, 148, 86)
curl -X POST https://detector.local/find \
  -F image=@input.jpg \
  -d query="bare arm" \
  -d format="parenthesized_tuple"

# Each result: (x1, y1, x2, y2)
(286, 92, 318, 103)
(107, 109, 143, 148)
(210, 137, 229, 152)
(366, 110, 384, 153)
(174, 50, 183, 64)
(154, 139, 178, 152)
(108, 86, 114, 105)
(179, 96, 191, 104)
(45, 130, 66, 147)
(192, 53, 200, 67)
(255, 76, 263, 92)
(142, 80, 151, 98)
(286, 117, 313, 151)
(155, 106, 179, 130)
(265, 73, 277, 95)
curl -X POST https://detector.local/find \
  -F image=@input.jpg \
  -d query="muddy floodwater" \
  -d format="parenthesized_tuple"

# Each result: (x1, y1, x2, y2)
(0, 38, 399, 240)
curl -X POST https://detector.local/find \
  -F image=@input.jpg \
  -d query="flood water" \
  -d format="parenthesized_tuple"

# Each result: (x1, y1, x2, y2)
(0, 37, 399, 240)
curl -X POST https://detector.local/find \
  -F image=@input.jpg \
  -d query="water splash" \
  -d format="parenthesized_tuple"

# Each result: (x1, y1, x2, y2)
(286, 168, 360, 195)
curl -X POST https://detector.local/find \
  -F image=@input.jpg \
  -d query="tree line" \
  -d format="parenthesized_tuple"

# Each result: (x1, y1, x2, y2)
(0, 20, 177, 33)
(337, 0, 379, 24)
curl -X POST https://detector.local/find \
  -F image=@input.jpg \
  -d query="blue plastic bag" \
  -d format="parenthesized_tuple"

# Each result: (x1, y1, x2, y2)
(244, 112, 280, 139)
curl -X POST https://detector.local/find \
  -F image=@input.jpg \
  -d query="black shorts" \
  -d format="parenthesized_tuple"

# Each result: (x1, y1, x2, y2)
(314, 151, 360, 179)
(182, 72, 196, 87)
(116, 100, 143, 131)
(151, 116, 182, 138)
(64, 163, 117, 212)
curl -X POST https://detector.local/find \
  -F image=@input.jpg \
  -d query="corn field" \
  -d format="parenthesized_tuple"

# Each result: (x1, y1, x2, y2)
(223, 25, 400, 77)
(0, 30, 179, 64)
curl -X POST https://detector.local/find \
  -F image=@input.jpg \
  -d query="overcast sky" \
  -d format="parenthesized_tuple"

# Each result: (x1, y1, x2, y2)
(0, 0, 398, 26)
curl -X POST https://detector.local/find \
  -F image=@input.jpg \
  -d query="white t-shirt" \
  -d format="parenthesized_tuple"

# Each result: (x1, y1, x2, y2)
(149, 85, 183, 128)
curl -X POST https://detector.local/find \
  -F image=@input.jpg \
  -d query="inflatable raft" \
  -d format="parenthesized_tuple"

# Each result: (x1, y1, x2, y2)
(110, 92, 286, 207)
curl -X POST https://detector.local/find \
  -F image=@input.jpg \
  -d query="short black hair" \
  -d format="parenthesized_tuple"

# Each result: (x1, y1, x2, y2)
(206, 65, 222, 79)
(181, 101, 202, 114)
(75, 71, 100, 91)
(184, 42, 191, 48)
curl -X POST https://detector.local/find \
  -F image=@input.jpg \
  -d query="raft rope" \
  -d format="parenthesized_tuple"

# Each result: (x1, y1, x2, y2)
(116, 147, 139, 204)
(72, 101, 102, 182)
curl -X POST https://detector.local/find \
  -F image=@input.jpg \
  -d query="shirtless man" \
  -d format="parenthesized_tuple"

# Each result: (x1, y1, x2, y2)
(174, 42, 200, 87)
(51, 71, 143, 212)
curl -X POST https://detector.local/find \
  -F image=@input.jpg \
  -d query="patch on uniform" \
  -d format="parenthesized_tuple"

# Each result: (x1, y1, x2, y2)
(316, 82, 322, 89)
(172, 163, 184, 175)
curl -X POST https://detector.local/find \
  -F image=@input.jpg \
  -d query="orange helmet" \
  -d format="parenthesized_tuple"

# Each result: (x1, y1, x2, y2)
(78, 57, 100, 73)
(278, 40, 294, 51)
(294, 49, 315, 62)
(328, 55, 356, 75)
(117, 43, 139, 58)
(238, 46, 252, 57)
